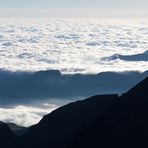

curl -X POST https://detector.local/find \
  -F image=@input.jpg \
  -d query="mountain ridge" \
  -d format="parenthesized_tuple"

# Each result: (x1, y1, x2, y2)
(0, 77, 148, 148)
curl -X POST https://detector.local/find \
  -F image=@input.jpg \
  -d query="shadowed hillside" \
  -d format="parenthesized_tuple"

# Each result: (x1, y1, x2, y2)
(0, 122, 17, 148)
(0, 77, 148, 148)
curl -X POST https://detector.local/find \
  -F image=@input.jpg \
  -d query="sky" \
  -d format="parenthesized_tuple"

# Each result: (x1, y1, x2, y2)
(0, 0, 147, 18)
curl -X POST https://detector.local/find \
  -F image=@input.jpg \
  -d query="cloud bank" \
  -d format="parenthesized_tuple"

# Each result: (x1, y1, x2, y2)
(0, 19, 147, 74)
(0, 104, 58, 127)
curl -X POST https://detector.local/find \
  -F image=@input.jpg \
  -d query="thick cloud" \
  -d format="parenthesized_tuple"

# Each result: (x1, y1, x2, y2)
(0, 19, 147, 73)
(0, 104, 58, 127)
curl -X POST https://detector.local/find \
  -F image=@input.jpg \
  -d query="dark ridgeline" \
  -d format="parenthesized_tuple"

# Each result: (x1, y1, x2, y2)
(0, 77, 148, 148)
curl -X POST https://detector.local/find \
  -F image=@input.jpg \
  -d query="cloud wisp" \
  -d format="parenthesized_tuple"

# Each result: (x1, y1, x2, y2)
(0, 103, 58, 127)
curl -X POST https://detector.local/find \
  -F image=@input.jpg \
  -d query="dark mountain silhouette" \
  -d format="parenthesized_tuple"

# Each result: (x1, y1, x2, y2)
(72, 77, 148, 148)
(0, 77, 148, 148)
(0, 122, 16, 148)
(15, 94, 119, 148)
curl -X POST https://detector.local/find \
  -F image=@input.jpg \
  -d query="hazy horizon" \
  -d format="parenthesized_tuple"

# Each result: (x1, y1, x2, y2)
(0, 0, 147, 18)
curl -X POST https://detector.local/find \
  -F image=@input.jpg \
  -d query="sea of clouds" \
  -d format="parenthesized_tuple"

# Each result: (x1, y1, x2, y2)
(0, 18, 147, 74)
(0, 18, 147, 127)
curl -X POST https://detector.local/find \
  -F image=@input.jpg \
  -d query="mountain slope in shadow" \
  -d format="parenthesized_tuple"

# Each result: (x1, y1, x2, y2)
(11, 77, 148, 148)
(16, 94, 118, 148)
(1, 77, 148, 148)
(0, 122, 17, 148)
(71, 77, 148, 148)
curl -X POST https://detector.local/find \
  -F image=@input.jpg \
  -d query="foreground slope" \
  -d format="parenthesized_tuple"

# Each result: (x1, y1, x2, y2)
(72, 77, 148, 148)
(12, 77, 148, 148)
(1, 77, 148, 148)
(18, 95, 118, 148)
(0, 122, 16, 148)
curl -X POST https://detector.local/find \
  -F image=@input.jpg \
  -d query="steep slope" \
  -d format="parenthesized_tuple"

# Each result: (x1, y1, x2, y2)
(1, 77, 148, 148)
(72, 77, 148, 148)
(15, 94, 119, 148)
(105, 77, 148, 147)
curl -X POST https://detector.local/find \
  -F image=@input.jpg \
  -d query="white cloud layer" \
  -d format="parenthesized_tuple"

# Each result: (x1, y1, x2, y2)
(0, 98, 76, 127)
(0, 18, 147, 74)
(0, 104, 58, 127)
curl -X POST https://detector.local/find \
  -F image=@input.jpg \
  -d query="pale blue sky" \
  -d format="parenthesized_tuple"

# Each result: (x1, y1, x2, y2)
(0, 0, 147, 18)
(0, 0, 147, 8)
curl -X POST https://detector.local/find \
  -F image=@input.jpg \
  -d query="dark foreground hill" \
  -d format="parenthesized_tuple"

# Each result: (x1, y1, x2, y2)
(1, 77, 148, 148)
(0, 122, 17, 148)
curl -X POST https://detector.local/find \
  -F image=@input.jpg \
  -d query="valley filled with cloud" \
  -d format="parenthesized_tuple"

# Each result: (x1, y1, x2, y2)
(0, 19, 147, 74)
